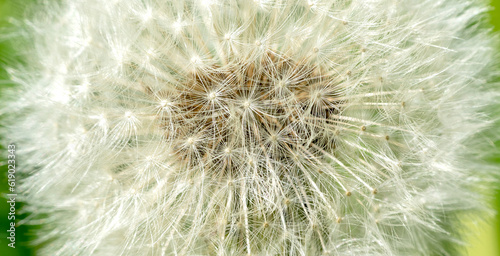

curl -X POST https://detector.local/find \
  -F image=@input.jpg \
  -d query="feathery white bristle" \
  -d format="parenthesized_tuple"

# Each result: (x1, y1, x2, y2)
(1, 0, 499, 255)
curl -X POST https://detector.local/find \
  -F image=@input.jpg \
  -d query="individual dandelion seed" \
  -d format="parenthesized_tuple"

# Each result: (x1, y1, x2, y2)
(1, 0, 499, 255)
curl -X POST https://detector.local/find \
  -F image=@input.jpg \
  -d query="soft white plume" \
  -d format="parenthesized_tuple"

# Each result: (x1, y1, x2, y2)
(1, 0, 499, 255)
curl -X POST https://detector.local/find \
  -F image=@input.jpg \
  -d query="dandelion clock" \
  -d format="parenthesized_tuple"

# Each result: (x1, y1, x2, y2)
(1, 0, 499, 255)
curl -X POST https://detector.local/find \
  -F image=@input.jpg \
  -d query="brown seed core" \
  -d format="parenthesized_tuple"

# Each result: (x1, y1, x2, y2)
(157, 52, 343, 175)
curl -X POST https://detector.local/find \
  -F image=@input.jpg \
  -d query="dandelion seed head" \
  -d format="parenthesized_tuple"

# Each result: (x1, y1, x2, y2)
(1, 0, 498, 255)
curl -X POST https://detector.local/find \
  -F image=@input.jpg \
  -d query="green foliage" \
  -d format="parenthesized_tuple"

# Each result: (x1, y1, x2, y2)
(0, 1, 36, 255)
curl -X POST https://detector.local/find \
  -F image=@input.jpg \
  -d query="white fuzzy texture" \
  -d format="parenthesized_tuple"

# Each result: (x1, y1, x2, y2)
(1, 0, 498, 255)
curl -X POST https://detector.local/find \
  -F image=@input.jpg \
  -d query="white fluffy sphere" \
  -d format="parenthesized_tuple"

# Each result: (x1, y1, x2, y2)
(1, 0, 498, 255)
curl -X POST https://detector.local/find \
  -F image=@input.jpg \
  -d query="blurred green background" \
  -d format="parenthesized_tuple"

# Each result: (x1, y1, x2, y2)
(0, 0, 499, 255)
